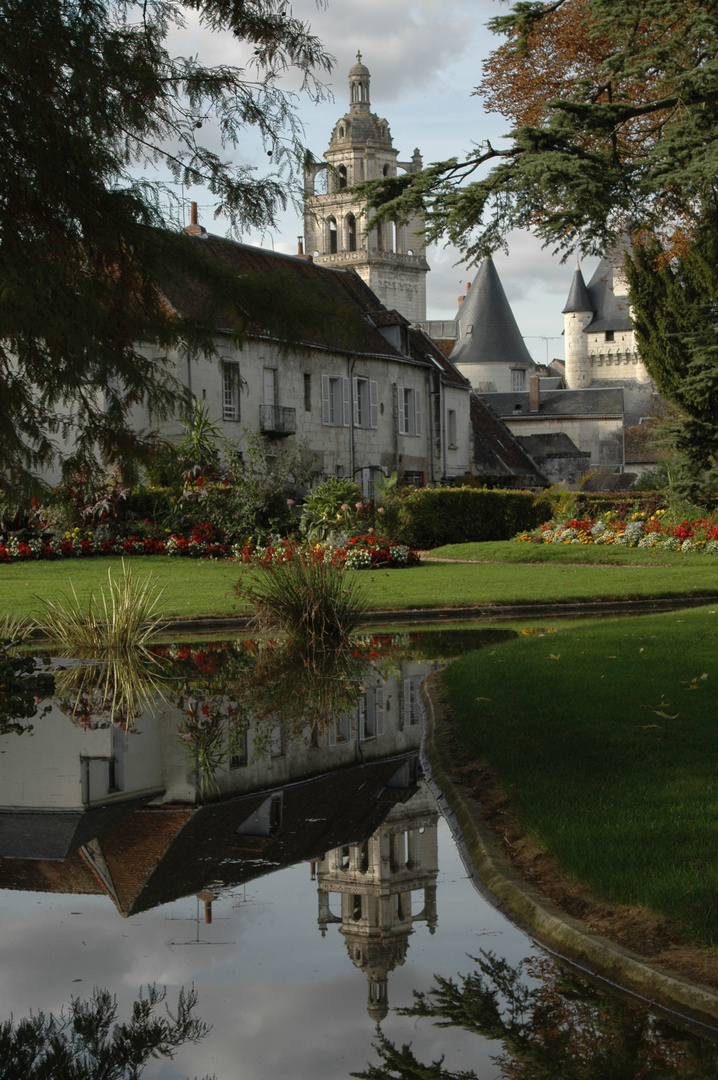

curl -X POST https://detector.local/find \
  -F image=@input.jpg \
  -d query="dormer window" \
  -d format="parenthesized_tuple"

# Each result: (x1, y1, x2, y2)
(605, 330, 614, 342)
(465, 324, 473, 336)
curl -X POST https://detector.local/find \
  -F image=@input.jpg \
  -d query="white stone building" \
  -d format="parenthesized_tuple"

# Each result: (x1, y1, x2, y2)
(139, 229, 471, 490)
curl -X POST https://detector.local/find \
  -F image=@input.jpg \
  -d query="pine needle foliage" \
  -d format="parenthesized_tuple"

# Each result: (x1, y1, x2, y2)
(0, 983, 212, 1080)
(0, 0, 334, 490)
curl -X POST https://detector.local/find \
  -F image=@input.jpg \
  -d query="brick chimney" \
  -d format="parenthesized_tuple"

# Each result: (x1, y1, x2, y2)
(529, 374, 540, 412)
(457, 282, 471, 308)
(184, 202, 207, 237)
(296, 237, 313, 261)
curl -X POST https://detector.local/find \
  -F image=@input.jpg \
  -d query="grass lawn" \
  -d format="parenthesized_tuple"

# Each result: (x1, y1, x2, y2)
(1, 546, 717, 620)
(428, 539, 718, 565)
(441, 605, 718, 946)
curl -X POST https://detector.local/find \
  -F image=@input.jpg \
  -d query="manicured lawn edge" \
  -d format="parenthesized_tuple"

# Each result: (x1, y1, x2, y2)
(420, 672, 718, 1028)
(3, 554, 718, 620)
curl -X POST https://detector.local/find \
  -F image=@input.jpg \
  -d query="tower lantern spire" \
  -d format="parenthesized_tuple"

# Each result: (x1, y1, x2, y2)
(349, 51, 370, 109)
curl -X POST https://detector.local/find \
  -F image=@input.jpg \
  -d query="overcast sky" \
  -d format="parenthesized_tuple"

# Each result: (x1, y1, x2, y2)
(171, 0, 598, 364)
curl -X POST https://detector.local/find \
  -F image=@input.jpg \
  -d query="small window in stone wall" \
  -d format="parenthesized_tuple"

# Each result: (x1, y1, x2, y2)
(303, 372, 311, 412)
(511, 369, 525, 392)
(605, 330, 615, 342)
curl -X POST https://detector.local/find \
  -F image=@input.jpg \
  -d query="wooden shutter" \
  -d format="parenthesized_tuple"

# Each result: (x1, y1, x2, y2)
(398, 387, 407, 434)
(353, 377, 360, 427)
(342, 378, 351, 426)
(414, 390, 422, 437)
(370, 380, 378, 429)
(321, 375, 330, 425)
(376, 687, 385, 736)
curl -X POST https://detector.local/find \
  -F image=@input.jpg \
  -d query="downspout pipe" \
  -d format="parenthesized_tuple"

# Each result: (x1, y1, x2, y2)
(347, 355, 356, 481)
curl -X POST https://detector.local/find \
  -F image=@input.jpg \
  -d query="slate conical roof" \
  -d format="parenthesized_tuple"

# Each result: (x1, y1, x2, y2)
(449, 258, 534, 368)
(583, 255, 633, 333)
(562, 266, 594, 313)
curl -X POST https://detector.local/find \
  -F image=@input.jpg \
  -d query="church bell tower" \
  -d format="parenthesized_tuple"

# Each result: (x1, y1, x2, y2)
(303, 54, 429, 324)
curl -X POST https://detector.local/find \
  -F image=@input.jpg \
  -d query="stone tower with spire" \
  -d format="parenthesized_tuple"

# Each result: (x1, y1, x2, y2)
(562, 256, 651, 389)
(303, 54, 429, 324)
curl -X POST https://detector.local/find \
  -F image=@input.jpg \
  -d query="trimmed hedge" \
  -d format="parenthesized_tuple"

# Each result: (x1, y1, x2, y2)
(383, 487, 552, 548)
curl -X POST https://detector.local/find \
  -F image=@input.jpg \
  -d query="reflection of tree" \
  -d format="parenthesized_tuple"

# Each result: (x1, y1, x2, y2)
(53, 649, 169, 731)
(352, 952, 718, 1080)
(0, 983, 212, 1080)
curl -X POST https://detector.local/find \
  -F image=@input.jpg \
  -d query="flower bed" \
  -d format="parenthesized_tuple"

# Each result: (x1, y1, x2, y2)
(517, 511, 718, 552)
(0, 523, 420, 567)
(0, 522, 231, 563)
(233, 533, 419, 569)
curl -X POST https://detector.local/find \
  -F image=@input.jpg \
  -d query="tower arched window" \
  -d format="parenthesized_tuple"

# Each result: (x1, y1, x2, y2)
(390, 218, 398, 253)
(345, 213, 357, 252)
(383, 163, 390, 177)
(328, 217, 337, 254)
(338, 164, 347, 189)
(339, 125, 345, 138)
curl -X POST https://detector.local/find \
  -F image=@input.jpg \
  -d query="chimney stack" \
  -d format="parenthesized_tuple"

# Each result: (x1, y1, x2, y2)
(184, 202, 207, 237)
(529, 374, 540, 412)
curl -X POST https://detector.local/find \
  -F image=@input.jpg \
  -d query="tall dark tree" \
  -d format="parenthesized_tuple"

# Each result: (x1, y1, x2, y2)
(361, 0, 718, 261)
(626, 218, 718, 491)
(0, 0, 332, 489)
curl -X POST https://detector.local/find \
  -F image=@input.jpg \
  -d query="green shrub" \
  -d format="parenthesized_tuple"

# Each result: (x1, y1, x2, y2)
(300, 476, 363, 542)
(383, 487, 552, 548)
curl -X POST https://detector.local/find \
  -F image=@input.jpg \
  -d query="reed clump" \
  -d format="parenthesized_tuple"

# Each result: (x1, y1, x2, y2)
(239, 558, 367, 645)
(34, 560, 165, 652)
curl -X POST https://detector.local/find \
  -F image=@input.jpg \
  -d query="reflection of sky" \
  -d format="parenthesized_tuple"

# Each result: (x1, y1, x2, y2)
(0, 816, 532, 1079)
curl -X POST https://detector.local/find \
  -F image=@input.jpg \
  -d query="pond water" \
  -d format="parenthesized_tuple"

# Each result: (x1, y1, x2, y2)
(1, 626, 717, 1078)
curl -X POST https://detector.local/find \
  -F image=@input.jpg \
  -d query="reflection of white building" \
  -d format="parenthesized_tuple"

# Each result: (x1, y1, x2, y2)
(0, 658, 435, 865)
(316, 781, 438, 1021)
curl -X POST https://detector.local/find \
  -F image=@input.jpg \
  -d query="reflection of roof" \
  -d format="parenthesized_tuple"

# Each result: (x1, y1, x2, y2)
(481, 387, 624, 418)
(0, 755, 421, 915)
(0, 793, 163, 861)
(449, 259, 535, 369)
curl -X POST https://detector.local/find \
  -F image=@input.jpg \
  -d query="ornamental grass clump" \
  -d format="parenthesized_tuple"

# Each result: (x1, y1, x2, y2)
(34, 560, 166, 652)
(239, 557, 367, 645)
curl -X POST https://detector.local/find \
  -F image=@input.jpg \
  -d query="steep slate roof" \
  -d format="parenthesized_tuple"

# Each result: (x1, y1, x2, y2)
(470, 394, 547, 484)
(166, 235, 421, 362)
(481, 386, 624, 418)
(449, 259, 535, 369)
(583, 255, 633, 333)
(409, 327, 471, 389)
(562, 266, 594, 313)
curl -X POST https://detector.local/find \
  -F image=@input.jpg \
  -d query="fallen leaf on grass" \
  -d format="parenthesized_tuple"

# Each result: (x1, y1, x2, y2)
(475, 696, 491, 702)
(548, 654, 561, 660)
(654, 710, 679, 719)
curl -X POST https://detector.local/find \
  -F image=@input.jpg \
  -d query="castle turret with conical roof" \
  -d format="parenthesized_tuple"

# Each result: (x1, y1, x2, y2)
(562, 265, 594, 389)
(303, 55, 429, 323)
(449, 259, 537, 392)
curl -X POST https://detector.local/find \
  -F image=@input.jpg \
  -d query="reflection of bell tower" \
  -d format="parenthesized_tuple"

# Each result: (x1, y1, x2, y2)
(316, 781, 438, 1021)
(303, 54, 429, 324)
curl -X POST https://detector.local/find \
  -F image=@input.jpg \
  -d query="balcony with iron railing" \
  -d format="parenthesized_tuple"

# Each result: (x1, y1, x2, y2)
(259, 404, 296, 436)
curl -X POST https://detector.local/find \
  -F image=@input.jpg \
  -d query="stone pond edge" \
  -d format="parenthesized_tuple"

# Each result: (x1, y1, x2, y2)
(419, 670, 718, 1034)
